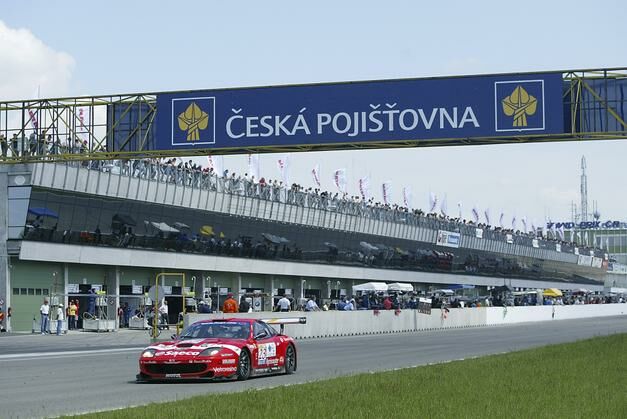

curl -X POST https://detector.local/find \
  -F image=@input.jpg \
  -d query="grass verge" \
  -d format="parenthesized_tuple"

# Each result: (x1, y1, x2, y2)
(67, 334, 627, 419)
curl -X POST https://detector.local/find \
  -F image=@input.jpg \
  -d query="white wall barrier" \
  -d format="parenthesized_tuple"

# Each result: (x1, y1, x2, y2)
(184, 304, 626, 339)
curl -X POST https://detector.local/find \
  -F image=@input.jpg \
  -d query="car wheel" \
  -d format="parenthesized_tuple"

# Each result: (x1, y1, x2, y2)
(285, 344, 296, 374)
(236, 349, 251, 381)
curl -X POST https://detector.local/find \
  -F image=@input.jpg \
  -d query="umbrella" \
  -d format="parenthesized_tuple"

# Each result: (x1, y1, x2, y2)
(150, 222, 180, 233)
(262, 233, 282, 244)
(200, 225, 214, 236)
(28, 207, 59, 219)
(112, 214, 136, 226)
(359, 241, 378, 252)
(173, 222, 190, 230)
(324, 242, 338, 249)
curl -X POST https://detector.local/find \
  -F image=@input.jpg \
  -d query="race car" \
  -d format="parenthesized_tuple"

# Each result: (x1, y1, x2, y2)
(136, 317, 304, 382)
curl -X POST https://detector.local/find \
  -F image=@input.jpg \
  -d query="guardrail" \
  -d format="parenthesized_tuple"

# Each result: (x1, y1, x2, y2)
(184, 304, 626, 339)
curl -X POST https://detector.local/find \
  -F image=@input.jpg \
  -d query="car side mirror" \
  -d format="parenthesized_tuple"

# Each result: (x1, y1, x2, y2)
(254, 331, 267, 340)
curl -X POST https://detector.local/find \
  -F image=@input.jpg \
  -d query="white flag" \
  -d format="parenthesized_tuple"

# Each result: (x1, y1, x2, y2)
(277, 155, 290, 185)
(550, 223, 557, 239)
(440, 194, 448, 216)
(484, 208, 491, 225)
(207, 155, 224, 177)
(531, 219, 537, 235)
(521, 217, 528, 233)
(333, 168, 347, 192)
(382, 181, 392, 205)
(471, 205, 480, 223)
(403, 187, 413, 209)
(247, 154, 260, 180)
(511, 214, 517, 231)
(429, 192, 438, 213)
(457, 201, 463, 219)
(557, 225, 565, 241)
(358, 176, 371, 200)
(77, 107, 90, 143)
(311, 164, 321, 187)
(499, 210, 505, 229)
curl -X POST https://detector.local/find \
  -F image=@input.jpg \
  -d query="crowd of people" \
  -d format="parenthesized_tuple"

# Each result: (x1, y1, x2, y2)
(74, 157, 604, 258)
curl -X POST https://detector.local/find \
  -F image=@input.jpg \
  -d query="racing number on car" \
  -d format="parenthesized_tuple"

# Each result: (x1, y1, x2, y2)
(257, 342, 276, 365)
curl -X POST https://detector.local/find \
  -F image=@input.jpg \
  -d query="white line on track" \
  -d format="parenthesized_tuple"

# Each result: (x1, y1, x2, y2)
(0, 347, 144, 361)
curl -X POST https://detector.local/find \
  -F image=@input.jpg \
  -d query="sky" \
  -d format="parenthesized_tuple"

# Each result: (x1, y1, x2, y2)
(1, 0, 626, 225)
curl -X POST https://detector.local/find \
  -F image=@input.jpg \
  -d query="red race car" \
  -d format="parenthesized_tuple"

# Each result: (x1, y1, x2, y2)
(136, 317, 305, 382)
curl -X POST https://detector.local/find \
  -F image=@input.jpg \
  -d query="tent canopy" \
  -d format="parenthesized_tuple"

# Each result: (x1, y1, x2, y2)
(387, 282, 414, 292)
(352, 282, 388, 293)
(543, 288, 563, 297)
(432, 289, 454, 295)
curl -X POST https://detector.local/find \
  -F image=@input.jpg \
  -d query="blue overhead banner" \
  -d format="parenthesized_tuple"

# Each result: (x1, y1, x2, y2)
(155, 73, 564, 151)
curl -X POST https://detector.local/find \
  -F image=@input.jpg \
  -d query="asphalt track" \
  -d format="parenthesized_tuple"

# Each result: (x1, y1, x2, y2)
(0, 316, 625, 419)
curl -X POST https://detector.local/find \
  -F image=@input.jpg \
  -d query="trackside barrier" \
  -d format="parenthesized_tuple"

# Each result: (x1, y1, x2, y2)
(184, 304, 626, 339)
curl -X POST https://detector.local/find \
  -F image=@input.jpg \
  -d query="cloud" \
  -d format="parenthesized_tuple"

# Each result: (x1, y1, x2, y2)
(0, 20, 75, 101)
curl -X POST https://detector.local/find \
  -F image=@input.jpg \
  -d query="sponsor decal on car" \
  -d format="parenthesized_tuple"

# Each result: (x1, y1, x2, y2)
(165, 373, 181, 378)
(222, 359, 236, 365)
(213, 367, 237, 373)
(156, 350, 200, 357)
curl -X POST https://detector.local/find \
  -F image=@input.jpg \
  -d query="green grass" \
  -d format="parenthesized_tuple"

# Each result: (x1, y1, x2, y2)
(69, 334, 627, 419)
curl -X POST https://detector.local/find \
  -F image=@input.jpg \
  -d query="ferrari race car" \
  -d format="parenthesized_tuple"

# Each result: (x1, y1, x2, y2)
(136, 317, 304, 382)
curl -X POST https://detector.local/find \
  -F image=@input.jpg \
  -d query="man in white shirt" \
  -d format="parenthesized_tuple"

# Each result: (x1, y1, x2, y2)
(276, 295, 291, 312)
(56, 304, 64, 336)
(305, 297, 320, 312)
(40, 300, 50, 334)
(158, 300, 169, 330)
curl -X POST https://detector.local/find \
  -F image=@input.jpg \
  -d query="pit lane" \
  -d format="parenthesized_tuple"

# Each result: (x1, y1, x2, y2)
(0, 315, 625, 419)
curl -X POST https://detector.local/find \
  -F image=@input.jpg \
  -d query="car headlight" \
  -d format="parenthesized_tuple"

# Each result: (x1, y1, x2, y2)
(141, 349, 157, 358)
(199, 347, 221, 356)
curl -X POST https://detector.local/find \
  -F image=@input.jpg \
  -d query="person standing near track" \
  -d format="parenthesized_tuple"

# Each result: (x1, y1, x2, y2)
(276, 295, 291, 312)
(222, 293, 238, 313)
(40, 299, 50, 334)
(67, 300, 77, 330)
(56, 303, 64, 335)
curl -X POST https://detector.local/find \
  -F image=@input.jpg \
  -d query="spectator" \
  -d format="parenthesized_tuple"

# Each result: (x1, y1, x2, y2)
(276, 295, 291, 312)
(305, 297, 320, 311)
(56, 303, 64, 335)
(222, 293, 238, 313)
(40, 299, 50, 334)
(238, 296, 250, 313)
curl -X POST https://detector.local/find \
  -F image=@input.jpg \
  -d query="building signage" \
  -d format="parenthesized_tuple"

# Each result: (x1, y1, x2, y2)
(436, 230, 461, 248)
(155, 73, 564, 151)
(546, 221, 621, 230)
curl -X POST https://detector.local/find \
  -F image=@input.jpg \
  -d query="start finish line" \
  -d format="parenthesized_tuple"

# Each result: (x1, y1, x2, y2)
(0, 67, 625, 162)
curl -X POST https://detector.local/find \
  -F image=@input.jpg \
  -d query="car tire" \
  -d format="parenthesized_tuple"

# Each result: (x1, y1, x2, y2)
(236, 349, 251, 381)
(284, 344, 296, 374)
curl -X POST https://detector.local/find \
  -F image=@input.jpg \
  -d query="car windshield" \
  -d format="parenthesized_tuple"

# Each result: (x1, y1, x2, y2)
(179, 322, 250, 340)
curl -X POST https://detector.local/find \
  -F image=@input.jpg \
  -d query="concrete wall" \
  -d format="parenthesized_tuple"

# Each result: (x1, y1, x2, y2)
(184, 304, 626, 339)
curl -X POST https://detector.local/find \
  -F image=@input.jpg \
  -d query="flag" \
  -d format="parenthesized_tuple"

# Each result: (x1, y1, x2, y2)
(333, 168, 347, 192)
(521, 217, 527, 233)
(403, 187, 413, 208)
(484, 208, 491, 225)
(207, 155, 224, 176)
(499, 210, 505, 229)
(247, 154, 260, 180)
(382, 181, 392, 205)
(471, 205, 480, 223)
(440, 194, 448, 216)
(457, 201, 463, 219)
(511, 214, 517, 231)
(311, 164, 321, 187)
(429, 192, 438, 213)
(531, 220, 537, 235)
(277, 154, 290, 185)
(557, 225, 565, 240)
(549, 223, 557, 239)
(77, 107, 90, 143)
(358, 176, 371, 200)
